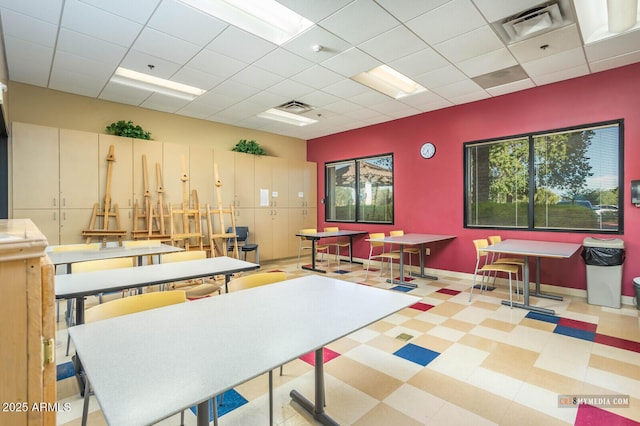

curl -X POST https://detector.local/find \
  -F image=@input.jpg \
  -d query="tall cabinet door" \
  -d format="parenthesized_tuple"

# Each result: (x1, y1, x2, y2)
(234, 152, 254, 208)
(254, 156, 289, 208)
(163, 142, 190, 207)
(213, 149, 236, 207)
(12, 122, 59, 210)
(189, 145, 215, 207)
(254, 208, 288, 261)
(59, 129, 99, 208)
(98, 134, 133, 210)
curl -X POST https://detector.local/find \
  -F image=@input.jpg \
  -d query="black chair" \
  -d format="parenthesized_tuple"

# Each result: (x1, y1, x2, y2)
(228, 226, 259, 263)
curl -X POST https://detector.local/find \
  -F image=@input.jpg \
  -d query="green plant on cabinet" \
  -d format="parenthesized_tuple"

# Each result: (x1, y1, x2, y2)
(105, 120, 152, 140)
(232, 139, 266, 155)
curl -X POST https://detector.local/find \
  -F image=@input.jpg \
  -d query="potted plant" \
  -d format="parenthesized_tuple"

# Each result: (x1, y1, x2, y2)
(105, 120, 152, 140)
(232, 139, 266, 155)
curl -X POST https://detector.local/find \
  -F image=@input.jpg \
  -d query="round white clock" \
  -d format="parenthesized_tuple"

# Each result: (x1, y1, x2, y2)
(420, 142, 436, 159)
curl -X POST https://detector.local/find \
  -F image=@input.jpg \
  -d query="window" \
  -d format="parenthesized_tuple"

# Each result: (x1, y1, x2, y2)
(325, 154, 394, 223)
(465, 120, 623, 233)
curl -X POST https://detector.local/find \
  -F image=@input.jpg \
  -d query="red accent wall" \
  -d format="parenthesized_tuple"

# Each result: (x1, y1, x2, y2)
(308, 62, 640, 297)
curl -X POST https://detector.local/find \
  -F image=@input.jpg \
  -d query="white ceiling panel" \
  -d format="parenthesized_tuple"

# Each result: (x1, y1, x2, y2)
(0, 0, 638, 139)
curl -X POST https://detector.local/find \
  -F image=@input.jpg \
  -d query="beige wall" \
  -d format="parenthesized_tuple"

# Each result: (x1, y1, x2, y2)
(6, 82, 307, 160)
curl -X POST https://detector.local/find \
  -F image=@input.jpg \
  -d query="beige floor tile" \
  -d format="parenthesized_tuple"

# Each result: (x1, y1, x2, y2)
(367, 333, 408, 353)
(499, 401, 572, 425)
(427, 300, 467, 317)
(589, 353, 640, 381)
(481, 342, 538, 381)
(324, 355, 403, 401)
(442, 317, 477, 333)
(352, 402, 423, 426)
(480, 317, 517, 332)
(523, 366, 584, 394)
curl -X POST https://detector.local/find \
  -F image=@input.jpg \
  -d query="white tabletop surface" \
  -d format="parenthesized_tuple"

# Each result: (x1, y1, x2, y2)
(296, 230, 367, 238)
(55, 256, 259, 299)
(69, 275, 420, 426)
(367, 233, 456, 245)
(481, 239, 581, 258)
(47, 243, 183, 265)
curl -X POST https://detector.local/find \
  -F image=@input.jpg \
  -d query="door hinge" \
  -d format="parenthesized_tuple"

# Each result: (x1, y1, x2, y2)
(42, 337, 55, 367)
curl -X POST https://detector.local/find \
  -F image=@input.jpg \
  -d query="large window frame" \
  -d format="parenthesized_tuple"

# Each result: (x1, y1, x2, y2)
(464, 119, 624, 234)
(325, 153, 394, 224)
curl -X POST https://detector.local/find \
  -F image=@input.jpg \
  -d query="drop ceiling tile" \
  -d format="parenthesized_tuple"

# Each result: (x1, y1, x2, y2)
(76, 0, 159, 24)
(206, 26, 276, 63)
(407, 0, 486, 45)
(99, 81, 153, 106)
(147, 0, 227, 46)
(3, 35, 53, 78)
(349, 89, 394, 106)
(584, 29, 640, 63)
(132, 27, 200, 64)
(508, 24, 582, 64)
(471, 0, 545, 22)
(589, 50, 640, 73)
(244, 91, 290, 108)
(6, 59, 50, 86)
(434, 25, 504, 63)
(140, 93, 191, 113)
(192, 91, 237, 109)
(0, 0, 63, 24)
(290, 65, 343, 89)
(49, 71, 103, 97)
(275, 0, 353, 22)
(177, 101, 219, 119)
(448, 88, 491, 105)
(187, 49, 247, 79)
(120, 50, 182, 78)
(216, 102, 265, 121)
(344, 106, 386, 121)
(320, 47, 380, 77)
(322, 99, 360, 114)
(57, 28, 127, 65)
(414, 65, 468, 89)
(0, 8, 58, 47)
(265, 79, 315, 100)
(298, 90, 341, 108)
(282, 25, 351, 63)
(485, 78, 535, 97)
(358, 25, 427, 63)
(457, 48, 518, 78)
(254, 48, 314, 78)
(430, 78, 484, 99)
(210, 79, 260, 100)
(171, 67, 224, 91)
(374, 0, 450, 22)
(318, 0, 398, 46)
(389, 48, 451, 77)
(321, 78, 370, 98)
(369, 100, 420, 116)
(230, 65, 283, 90)
(61, 0, 143, 47)
(521, 47, 587, 77)
(52, 50, 114, 81)
(399, 90, 449, 109)
(530, 63, 589, 86)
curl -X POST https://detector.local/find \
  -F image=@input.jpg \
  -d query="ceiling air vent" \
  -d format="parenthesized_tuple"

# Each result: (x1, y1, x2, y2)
(276, 100, 313, 115)
(501, 3, 565, 43)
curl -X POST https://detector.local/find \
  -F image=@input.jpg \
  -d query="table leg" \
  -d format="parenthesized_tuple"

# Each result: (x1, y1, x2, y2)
(197, 400, 209, 426)
(290, 348, 339, 426)
(386, 246, 417, 288)
(412, 243, 438, 280)
(530, 258, 563, 302)
(501, 256, 557, 315)
(302, 238, 327, 273)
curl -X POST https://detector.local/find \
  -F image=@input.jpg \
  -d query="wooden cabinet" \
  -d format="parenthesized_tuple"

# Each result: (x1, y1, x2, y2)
(289, 160, 317, 208)
(98, 134, 133, 210)
(254, 156, 289, 208)
(0, 219, 55, 426)
(162, 142, 190, 207)
(189, 145, 215, 207)
(132, 138, 163, 206)
(254, 207, 289, 261)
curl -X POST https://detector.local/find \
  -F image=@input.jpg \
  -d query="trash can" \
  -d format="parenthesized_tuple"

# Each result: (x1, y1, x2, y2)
(581, 237, 625, 308)
(633, 278, 640, 310)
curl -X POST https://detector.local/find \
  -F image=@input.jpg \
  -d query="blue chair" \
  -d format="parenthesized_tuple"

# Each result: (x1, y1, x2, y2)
(228, 226, 259, 263)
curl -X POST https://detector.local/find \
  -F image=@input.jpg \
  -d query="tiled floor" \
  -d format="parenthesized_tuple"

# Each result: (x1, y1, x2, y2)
(55, 257, 640, 425)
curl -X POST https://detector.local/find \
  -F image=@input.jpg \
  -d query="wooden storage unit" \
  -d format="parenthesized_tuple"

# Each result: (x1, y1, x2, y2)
(0, 219, 55, 426)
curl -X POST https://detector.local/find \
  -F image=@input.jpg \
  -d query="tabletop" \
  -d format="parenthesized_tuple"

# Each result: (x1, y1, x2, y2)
(366, 233, 456, 245)
(69, 275, 420, 426)
(482, 239, 581, 258)
(55, 256, 259, 299)
(296, 230, 367, 239)
(47, 243, 183, 266)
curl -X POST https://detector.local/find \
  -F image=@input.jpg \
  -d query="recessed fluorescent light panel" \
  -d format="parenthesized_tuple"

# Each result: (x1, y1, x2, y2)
(111, 67, 206, 101)
(258, 108, 318, 126)
(574, 0, 639, 44)
(180, 0, 313, 45)
(351, 65, 427, 99)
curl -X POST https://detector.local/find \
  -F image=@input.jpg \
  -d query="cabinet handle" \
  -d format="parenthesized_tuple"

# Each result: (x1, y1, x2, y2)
(62, 197, 66, 207)
(52, 198, 56, 207)
(53, 212, 57, 221)
(63, 212, 66, 221)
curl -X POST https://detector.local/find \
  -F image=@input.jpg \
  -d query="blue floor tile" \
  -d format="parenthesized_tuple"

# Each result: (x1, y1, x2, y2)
(334, 269, 351, 274)
(56, 361, 75, 381)
(189, 389, 248, 419)
(393, 343, 439, 366)
(390, 285, 413, 292)
(554, 325, 596, 342)
(526, 311, 561, 324)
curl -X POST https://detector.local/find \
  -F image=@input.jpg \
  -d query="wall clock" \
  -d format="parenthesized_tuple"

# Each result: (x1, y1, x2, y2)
(420, 142, 436, 159)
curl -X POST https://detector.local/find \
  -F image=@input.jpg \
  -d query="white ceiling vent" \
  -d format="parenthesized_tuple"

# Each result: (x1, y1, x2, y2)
(496, 2, 573, 44)
(276, 100, 313, 115)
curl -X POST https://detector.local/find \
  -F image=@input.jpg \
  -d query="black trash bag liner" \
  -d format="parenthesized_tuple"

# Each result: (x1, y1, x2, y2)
(581, 247, 625, 266)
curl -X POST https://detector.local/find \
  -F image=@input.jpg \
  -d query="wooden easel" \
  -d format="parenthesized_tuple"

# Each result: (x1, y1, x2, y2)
(205, 163, 238, 258)
(83, 144, 127, 246)
(132, 157, 170, 240)
(169, 156, 203, 250)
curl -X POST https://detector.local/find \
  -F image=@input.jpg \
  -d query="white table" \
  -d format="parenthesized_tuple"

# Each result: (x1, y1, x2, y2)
(47, 243, 184, 271)
(366, 233, 456, 287)
(296, 230, 367, 273)
(69, 275, 420, 426)
(481, 239, 581, 315)
(56, 256, 259, 325)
